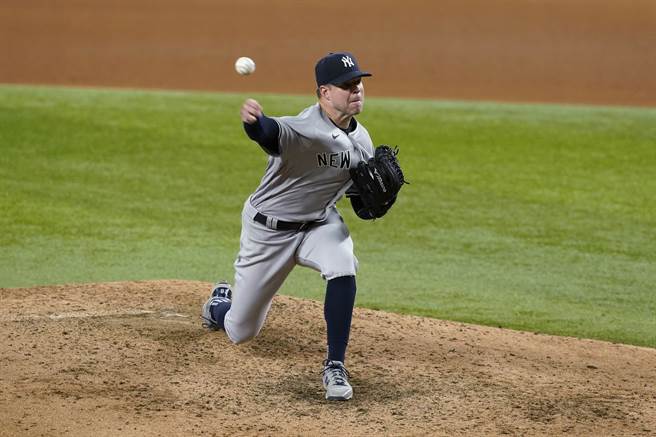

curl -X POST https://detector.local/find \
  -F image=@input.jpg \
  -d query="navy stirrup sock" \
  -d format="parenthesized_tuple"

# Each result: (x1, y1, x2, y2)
(324, 275, 357, 363)
(210, 302, 231, 330)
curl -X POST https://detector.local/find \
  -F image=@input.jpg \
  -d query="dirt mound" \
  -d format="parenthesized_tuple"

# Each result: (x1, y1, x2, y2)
(1, 280, 654, 436)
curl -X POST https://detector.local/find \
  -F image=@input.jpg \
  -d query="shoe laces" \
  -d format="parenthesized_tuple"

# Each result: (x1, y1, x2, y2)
(322, 360, 350, 386)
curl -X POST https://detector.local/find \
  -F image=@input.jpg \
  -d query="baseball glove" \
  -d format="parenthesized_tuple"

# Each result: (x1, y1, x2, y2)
(349, 145, 407, 219)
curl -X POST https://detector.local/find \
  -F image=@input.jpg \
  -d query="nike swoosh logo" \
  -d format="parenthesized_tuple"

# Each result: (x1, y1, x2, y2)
(332, 133, 340, 139)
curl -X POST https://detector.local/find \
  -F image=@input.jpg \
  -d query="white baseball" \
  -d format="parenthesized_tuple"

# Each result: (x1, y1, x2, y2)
(235, 57, 256, 75)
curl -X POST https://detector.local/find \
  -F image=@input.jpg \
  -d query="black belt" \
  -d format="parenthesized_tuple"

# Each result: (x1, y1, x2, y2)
(253, 212, 316, 232)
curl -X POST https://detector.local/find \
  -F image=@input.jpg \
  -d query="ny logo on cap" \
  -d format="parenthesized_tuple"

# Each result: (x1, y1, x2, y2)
(341, 56, 354, 68)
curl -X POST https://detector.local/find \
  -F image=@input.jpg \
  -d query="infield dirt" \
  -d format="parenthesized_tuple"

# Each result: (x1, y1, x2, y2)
(2, 1, 655, 435)
(1, 281, 655, 436)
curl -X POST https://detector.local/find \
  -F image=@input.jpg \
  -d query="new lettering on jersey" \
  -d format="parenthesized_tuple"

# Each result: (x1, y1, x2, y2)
(249, 104, 374, 222)
(317, 151, 351, 169)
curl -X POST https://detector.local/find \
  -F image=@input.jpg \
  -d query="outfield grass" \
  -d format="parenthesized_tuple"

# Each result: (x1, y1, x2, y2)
(1, 85, 654, 347)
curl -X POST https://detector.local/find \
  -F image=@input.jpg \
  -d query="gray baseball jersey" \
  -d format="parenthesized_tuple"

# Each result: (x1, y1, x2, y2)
(223, 103, 373, 344)
(250, 103, 374, 222)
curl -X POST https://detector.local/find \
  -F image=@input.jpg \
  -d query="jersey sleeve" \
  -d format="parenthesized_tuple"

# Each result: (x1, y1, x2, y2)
(271, 116, 301, 156)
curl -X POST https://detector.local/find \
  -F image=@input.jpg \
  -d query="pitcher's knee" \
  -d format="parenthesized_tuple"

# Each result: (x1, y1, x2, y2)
(225, 324, 261, 345)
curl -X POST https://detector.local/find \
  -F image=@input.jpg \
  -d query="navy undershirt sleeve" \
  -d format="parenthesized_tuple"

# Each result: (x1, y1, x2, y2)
(243, 114, 280, 155)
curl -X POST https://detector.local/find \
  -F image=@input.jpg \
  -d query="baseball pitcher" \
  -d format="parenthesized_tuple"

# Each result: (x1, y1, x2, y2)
(202, 52, 406, 401)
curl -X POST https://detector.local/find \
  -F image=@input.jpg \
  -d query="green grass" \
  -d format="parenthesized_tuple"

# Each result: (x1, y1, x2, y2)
(1, 84, 654, 347)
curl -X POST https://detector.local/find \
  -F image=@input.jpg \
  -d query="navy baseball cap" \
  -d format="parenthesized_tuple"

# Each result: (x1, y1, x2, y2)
(315, 52, 372, 87)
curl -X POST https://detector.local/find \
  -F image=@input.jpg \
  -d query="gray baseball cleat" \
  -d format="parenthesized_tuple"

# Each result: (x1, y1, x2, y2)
(201, 281, 232, 330)
(322, 360, 353, 401)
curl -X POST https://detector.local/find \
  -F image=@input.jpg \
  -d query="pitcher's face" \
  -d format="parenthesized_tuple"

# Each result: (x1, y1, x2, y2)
(326, 77, 365, 116)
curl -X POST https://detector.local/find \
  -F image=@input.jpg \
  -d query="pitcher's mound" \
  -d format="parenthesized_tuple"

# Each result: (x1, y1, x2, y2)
(1, 280, 654, 436)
